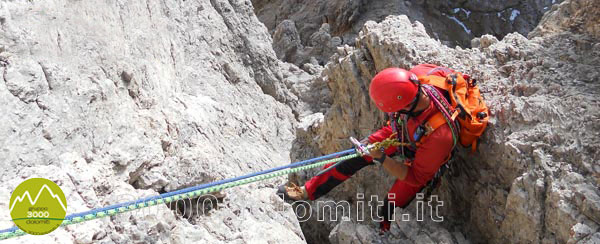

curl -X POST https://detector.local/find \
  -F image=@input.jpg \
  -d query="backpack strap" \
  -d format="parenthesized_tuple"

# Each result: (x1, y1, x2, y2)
(425, 112, 447, 135)
(388, 86, 460, 158)
(421, 85, 460, 148)
(414, 112, 448, 147)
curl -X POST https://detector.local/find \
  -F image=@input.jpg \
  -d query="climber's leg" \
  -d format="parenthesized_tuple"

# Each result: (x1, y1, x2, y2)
(379, 179, 424, 232)
(304, 156, 372, 200)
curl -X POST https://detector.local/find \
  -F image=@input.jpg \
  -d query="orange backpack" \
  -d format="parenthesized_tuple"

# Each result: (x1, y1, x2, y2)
(412, 64, 489, 151)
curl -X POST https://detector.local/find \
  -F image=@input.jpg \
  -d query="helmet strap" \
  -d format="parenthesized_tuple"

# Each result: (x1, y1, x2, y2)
(398, 85, 423, 117)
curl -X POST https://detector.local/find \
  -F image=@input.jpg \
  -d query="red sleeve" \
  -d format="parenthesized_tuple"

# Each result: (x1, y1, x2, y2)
(402, 124, 454, 187)
(368, 125, 393, 143)
(364, 126, 397, 160)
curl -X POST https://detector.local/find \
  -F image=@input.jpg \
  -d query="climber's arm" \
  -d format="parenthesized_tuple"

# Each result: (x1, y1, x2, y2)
(369, 147, 408, 179)
(382, 157, 408, 179)
(369, 124, 453, 182)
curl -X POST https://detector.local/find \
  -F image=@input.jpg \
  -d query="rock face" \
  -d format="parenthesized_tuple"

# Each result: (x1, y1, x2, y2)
(529, 0, 600, 40)
(0, 0, 311, 243)
(1, 0, 599, 243)
(291, 0, 600, 243)
(252, 0, 562, 66)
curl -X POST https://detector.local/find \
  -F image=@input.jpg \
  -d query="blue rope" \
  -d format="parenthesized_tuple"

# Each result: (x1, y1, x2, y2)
(0, 148, 356, 234)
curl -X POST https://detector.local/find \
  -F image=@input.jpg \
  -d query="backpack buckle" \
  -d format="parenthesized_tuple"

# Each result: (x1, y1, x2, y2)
(446, 74, 457, 86)
(424, 124, 435, 136)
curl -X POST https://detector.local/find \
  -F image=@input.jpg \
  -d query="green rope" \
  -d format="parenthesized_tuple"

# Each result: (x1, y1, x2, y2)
(0, 153, 359, 240)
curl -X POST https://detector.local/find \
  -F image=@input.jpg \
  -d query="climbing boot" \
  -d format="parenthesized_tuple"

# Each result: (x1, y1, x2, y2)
(378, 197, 393, 234)
(379, 220, 391, 234)
(277, 183, 308, 202)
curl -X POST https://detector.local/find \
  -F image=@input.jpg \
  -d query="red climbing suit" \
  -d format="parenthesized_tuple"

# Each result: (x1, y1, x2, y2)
(366, 94, 454, 208)
(304, 92, 453, 203)
(303, 65, 455, 228)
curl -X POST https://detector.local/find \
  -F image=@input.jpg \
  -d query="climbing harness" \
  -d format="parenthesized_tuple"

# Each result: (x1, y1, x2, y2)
(0, 149, 361, 240)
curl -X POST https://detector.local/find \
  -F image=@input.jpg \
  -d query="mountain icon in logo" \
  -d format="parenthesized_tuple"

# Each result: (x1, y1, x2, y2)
(10, 184, 67, 213)
(9, 178, 67, 235)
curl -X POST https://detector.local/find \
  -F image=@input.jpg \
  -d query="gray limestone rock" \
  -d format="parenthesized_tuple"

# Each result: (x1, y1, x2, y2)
(1, 0, 599, 243)
(289, 0, 600, 243)
(252, 0, 563, 66)
(0, 0, 310, 243)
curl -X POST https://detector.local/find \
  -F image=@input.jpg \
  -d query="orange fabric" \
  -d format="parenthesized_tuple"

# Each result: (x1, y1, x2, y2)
(417, 72, 489, 151)
(415, 112, 447, 147)
(410, 64, 454, 78)
(425, 112, 447, 133)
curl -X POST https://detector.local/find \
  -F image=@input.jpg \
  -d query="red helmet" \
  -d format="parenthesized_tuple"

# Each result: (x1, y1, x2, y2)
(369, 68, 419, 112)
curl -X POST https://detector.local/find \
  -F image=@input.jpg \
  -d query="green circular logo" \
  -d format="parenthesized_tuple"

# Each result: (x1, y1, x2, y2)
(9, 178, 67, 235)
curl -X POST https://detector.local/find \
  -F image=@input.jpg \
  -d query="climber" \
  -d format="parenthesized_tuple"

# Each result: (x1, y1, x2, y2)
(277, 65, 459, 233)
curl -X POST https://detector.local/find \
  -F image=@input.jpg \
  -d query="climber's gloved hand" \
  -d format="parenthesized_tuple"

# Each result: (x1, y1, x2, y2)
(368, 146, 384, 160)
